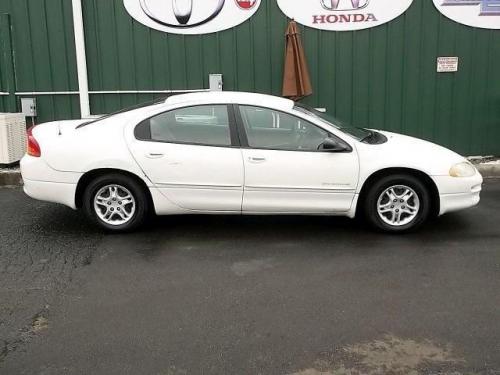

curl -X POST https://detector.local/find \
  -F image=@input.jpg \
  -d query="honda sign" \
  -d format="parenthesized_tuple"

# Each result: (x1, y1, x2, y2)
(276, 0, 414, 31)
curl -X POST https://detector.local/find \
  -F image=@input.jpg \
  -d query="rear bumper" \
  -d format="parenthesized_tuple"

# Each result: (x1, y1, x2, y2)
(21, 155, 81, 209)
(23, 178, 78, 209)
(432, 171, 483, 215)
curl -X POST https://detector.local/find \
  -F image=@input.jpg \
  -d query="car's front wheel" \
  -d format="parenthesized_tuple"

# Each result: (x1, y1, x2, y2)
(83, 174, 149, 232)
(363, 174, 431, 233)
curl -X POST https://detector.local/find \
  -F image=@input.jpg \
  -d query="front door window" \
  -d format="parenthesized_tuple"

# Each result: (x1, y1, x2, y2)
(239, 105, 329, 151)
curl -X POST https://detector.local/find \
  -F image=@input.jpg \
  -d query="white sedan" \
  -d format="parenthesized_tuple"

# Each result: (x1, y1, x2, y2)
(21, 91, 482, 233)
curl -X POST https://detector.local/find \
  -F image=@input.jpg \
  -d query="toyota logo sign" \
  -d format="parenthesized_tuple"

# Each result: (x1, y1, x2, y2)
(124, 0, 261, 35)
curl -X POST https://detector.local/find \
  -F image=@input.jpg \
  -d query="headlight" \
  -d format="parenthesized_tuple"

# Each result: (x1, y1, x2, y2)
(449, 162, 476, 177)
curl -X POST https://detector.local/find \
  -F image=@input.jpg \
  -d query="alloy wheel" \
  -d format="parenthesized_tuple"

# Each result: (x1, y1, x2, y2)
(93, 184, 136, 226)
(376, 185, 420, 227)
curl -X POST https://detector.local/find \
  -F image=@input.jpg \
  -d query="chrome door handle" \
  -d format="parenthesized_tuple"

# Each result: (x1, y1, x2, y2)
(146, 153, 164, 159)
(248, 156, 266, 163)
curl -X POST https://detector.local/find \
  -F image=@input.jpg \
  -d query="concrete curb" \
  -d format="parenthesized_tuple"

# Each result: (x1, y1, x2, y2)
(475, 163, 500, 178)
(0, 170, 23, 187)
(1, 161, 499, 187)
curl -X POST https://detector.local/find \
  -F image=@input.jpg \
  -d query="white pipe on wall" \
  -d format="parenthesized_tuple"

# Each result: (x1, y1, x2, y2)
(88, 89, 211, 95)
(16, 91, 79, 96)
(71, 0, 91, 118)
(14, 89, 209, 96)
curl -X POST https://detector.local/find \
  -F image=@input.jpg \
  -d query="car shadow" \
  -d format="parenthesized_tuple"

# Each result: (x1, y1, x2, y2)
(118, 211, 476, 259)
(32, 202, 475, 241)
(29, 201, 482, 263)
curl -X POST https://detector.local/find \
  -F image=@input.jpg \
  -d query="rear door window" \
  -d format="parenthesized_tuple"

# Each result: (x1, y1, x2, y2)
(135, 105, 231, 147)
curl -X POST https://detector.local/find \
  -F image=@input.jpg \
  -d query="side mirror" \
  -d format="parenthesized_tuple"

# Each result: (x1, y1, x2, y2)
(318, 138, 350, 152)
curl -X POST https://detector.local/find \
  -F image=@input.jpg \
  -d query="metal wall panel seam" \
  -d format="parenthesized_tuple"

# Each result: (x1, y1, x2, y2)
(0, 14, 16, 112)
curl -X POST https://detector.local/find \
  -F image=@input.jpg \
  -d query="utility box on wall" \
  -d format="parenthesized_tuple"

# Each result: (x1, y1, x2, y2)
(209, 74, 223, 91)
(0, 113, 27, 164)
(21, 98, 37, 117)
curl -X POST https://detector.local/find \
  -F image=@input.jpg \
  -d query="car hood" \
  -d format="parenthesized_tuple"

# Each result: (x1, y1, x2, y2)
(357, 130, 467, 176)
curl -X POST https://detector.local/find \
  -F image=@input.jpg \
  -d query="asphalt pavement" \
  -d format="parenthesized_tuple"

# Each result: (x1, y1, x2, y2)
(0, 180, 499, 375)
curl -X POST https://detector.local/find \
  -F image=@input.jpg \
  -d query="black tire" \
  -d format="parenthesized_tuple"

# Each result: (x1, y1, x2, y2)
(363, 174, 431, 233)
(83, 173, 149, 232)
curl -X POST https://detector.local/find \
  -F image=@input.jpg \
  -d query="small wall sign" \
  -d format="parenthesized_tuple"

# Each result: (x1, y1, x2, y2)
(437, 57, 459, 73)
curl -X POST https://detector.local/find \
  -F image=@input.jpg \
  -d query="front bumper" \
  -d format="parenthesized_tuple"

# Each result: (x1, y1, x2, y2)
(439, 191, 481, 215)
(432, 171, 483, 215)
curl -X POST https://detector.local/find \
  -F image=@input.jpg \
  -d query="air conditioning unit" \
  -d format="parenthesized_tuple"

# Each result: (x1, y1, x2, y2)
(0, 113, 27, 164)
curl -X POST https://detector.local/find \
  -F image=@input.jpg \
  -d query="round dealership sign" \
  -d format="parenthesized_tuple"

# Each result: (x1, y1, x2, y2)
(276, 0, 414, 31)
(432, 0, 500, 29)
(123, 0, 261, 35)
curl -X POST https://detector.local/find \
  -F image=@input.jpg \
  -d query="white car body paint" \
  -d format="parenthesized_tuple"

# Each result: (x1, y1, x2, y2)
(130, 141, 245, 212)
(21, 91, 482, 219)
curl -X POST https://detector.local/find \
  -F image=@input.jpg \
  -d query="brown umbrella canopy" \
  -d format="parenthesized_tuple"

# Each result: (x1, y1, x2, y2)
(282, 20, 313, 101)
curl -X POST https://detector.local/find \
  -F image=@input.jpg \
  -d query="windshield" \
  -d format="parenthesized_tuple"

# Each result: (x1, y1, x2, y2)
(293, 103, 371, 140)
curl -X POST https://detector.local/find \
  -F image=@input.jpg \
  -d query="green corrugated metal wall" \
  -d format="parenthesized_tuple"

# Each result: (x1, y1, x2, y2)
(0, 0, 499, 155)
(0, 1, 80, 121)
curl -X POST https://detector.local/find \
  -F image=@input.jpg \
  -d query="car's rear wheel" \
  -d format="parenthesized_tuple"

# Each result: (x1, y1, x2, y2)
(83, 174, 149, 232)
(363, 174, 431, 233)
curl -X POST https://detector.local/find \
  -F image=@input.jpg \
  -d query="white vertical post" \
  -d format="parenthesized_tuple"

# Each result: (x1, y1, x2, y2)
(71, 0, 91, 118)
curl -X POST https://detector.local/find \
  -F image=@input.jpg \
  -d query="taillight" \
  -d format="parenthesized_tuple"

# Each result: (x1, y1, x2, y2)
(27, 126, 41, 157)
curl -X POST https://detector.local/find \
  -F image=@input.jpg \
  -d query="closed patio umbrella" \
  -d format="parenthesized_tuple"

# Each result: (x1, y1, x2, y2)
(282, 20, 313, 101)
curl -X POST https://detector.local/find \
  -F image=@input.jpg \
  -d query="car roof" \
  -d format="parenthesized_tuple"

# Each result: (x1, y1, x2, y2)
(164, 91, 294, 111)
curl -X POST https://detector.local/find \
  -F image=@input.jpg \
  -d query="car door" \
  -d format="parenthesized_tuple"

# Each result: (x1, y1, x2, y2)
(236, 105, 359, 213)
(128, 104, 244, 212)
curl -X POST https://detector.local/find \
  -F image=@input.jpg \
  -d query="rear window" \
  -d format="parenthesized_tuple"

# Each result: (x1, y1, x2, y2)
(134, 105, 231, 147)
